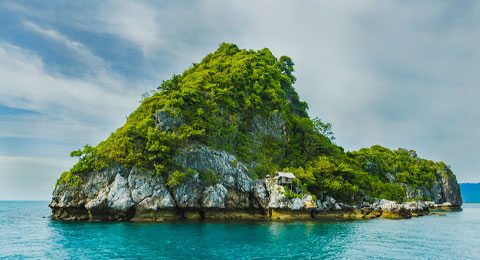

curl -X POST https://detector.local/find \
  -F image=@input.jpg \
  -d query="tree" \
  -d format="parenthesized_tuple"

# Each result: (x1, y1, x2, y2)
(312, 117, 335, 142)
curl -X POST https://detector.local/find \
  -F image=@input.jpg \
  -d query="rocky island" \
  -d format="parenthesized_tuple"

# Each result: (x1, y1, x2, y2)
(50, 43, 462, 221)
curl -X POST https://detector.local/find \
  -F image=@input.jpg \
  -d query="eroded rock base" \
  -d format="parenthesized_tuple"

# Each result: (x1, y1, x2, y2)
(51, 204, 460, 222)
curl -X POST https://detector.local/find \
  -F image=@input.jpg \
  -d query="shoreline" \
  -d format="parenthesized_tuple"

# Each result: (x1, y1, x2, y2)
(50, 204, 462, 222)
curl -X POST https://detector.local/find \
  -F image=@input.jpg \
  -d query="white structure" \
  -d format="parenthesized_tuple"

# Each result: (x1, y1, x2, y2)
(273, 172, 296, 187)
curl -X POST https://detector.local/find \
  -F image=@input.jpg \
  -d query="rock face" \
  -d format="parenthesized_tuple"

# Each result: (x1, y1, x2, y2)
(343, 199, 430, 219)
(50, 108, 462, 221)
(50, 143, 462, 221)
(49, 43, 463, 222)
(49, 144, 332, 221)
(156, 108, 181, 133)
(399, 165, 462, 207)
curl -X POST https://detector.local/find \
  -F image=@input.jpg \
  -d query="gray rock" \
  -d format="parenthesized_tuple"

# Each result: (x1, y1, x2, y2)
(107, 174, 134, 212)
(50, 164, 127, 209)
(172, 145, 257, 208)
(421, 186, 432, 201)
(172, 174, 204, 208)
(202, 184, 228, 208)
(426, 165, 462, 206)
(291, 197, 304, 210)
(252, 179, 269, 208)
(138, 187, 176, 210)
(442, 202, 453, 207)
(337, 202, 353, 210)
(378, 199, 398, 211)
(156, 108, 181, 132)
(325, 196, 336, 208)
(85, 188, 108, 211)
(266, 182, 292, 209)
(316, 200, 326, 211)
(334, 203, 342, 211)
(322, 201, 331, 210)
(128, 168, 155, 203)
(385, 172, 396, 183)
(401, 184, 425, 201)
(438, 166, 462, 206)
(362, 201, 371, 208)
(50, 143, 463, 221)
(174, 145, 253, 193)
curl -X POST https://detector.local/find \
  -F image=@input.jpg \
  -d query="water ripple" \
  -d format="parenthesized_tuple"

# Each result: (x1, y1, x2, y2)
(1, 202, 480, 259)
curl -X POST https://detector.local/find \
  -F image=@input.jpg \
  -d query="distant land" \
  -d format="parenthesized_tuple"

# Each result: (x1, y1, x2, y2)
(460, 183, 480, 203)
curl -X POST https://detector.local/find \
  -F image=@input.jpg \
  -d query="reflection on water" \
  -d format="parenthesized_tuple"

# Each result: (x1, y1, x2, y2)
(1, 202, 480, 259)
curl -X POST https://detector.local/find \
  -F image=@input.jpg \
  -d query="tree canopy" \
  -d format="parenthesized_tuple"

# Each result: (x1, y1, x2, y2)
(57, 43, 455, 204)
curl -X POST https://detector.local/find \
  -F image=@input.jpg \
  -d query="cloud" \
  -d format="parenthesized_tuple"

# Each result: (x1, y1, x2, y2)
(0, 42, 136, 126)
(1, 0, 480, 201)
(21, 20, 130, 86)
(93, 0, 251, 65)
(0, 40, 149, 199)
(97, 0, 161, 56)
(151, 0, 478, 182)
(0, 41, 147, 166)
(23, 20, 96, 60)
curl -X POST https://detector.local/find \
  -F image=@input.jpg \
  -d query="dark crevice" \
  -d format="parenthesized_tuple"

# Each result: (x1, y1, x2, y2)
(165, 184, 181, 209)
(124, 206, 136, 221)
(176, 208, 186, 220)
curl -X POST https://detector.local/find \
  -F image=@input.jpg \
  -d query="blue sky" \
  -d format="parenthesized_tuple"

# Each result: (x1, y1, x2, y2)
(0, 0, 479, 200)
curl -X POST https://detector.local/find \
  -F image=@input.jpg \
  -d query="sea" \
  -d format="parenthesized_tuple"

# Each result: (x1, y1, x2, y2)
(1, 201, 479, 259)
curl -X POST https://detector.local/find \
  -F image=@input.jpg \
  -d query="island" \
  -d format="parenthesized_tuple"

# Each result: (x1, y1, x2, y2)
(50, 43, 462, 221)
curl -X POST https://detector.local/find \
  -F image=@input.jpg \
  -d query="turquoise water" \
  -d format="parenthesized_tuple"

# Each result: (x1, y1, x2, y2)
(1, 202, 480, 259)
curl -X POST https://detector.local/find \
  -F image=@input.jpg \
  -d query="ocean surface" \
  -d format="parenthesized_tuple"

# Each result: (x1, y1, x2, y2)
(1, 202, 479, 259)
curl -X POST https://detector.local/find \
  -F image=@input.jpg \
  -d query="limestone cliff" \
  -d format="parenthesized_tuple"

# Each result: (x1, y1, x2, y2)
(50, 124, 461, 221)
(50, 143, 459, 221)
(50, 43, 462, 221)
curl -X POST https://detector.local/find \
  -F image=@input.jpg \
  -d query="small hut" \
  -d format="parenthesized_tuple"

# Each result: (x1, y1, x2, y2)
(273, 172, 296, 189)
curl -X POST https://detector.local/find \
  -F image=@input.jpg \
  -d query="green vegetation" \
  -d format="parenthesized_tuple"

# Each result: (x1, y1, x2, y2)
(347, 145, 452, 190)
(56, 170, 83, 188)
(57, 43, 453, 204)
(283, 186, 302, 200)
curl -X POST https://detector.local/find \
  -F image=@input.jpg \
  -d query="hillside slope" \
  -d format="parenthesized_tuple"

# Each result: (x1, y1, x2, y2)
(50, 43, 461, 221)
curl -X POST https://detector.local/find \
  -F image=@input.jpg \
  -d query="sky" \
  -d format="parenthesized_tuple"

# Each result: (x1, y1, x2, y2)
(0, 0, 479, 200)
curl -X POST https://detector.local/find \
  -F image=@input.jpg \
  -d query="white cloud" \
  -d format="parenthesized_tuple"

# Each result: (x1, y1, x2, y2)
(0, 42, 137, 129)
(1, 0, 480, 201)
(0, 41, 149, 199)
(183, 0, 479, 182)
(97, 0, 161, 56)
(23, 20, 95, 59)
(22, 20, 133, 88)
(0, 42, 146, 183)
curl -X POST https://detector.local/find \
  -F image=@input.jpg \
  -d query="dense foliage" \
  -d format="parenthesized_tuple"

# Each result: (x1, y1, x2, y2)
(57, 43, 454, 204)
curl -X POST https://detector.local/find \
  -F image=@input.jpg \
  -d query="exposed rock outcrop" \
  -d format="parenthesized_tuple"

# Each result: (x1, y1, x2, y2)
(49, 44, 463, 222)
(399, 165, 462, 207)
(50, 144, 462, 221)
(50, 108, 462, 221)
(156, 108, 181, 133)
